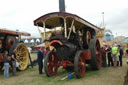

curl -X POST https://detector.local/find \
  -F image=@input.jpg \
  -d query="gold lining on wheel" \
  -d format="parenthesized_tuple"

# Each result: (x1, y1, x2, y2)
(15, 43, 29, 70)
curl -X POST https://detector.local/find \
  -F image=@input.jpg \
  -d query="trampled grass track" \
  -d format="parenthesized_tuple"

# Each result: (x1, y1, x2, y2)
(0, 53, 127, 85)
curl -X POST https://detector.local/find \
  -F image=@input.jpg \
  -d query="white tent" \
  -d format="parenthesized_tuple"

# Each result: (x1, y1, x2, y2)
(24, 39, 28, 43)
(30, 39, 34, 43)
(36, 38, 40, 42)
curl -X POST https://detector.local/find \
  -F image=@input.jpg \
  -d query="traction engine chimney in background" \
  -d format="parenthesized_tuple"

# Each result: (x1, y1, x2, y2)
(59, 0, 65, 12)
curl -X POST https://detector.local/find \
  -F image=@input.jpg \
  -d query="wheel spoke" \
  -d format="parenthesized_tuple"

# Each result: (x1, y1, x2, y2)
(18, 61, 25, 65)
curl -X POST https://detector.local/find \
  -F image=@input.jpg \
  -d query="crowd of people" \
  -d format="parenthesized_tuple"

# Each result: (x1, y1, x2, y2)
(2, 45, 49, 78)
(101, 44, 124, 68)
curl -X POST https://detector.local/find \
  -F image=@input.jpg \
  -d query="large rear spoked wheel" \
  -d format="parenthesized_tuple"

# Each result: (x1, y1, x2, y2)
(74, 51, 86, 78)
(9, 43, 29, 71)
(44, 51, 60, 77)
(89, 38, 102, 70)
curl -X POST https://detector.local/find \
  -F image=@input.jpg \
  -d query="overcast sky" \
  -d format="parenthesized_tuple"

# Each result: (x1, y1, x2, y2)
(0, 0, 128, 37)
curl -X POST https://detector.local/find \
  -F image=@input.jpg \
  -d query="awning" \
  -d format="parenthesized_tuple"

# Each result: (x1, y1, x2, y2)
(34, 12, 100, 31)
(35, 43, 45, 47)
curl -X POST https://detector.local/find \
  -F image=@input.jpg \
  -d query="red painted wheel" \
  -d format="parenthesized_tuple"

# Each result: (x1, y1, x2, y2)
(89, 38, 102, 70)
(44, 51, 59, 77)
(74, 51, 86, 78)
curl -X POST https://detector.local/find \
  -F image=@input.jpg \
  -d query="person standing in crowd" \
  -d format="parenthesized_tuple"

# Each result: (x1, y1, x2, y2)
(11, 50, 17, 76)
(111, 45, 120, 67)
(101, 46, 107, 67)
(44, 47, 50, 57)
(106, 45, 113, 67)
(117, 45, 123, 66)
(37, 47, 44, 75)
(3, 50, 10, 78)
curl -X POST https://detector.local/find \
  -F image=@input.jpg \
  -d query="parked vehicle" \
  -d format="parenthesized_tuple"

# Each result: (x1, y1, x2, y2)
(34, 12, 102, 78)
(0, 29, 30, 70)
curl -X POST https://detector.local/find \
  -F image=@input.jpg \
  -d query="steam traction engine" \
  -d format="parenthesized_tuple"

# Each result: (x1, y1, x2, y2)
(0, 29, 30, 71)
(34, 12, 102, 78)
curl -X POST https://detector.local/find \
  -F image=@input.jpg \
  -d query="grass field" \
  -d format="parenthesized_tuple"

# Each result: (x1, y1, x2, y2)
(0, 53, 127, 85)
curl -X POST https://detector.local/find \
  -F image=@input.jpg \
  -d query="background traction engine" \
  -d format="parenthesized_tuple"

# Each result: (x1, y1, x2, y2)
(0, 29, 30, 71)
(34, 12, 102, 78)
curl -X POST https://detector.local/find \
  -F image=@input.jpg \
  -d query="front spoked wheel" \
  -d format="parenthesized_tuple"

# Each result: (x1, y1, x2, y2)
(44, 51, 60, 77)
(74, 51, 86, 78)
